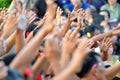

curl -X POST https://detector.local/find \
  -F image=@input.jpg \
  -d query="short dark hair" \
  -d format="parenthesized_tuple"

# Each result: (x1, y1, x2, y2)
(84, 24, 99, 34)
(33, 0, 47, 18)
(3, 54, 16, 66)
(76, 51, 100, 78)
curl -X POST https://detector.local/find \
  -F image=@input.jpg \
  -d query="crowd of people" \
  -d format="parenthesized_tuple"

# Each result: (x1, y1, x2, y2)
(1, 0, 120, 80)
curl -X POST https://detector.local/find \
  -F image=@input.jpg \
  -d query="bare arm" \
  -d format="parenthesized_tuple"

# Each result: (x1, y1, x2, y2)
(10, 0, 57, 74)
(10, 27, 49, 74)
(1, 12, 18, 39)
(15, 29, 25, 54)
(106, 62, 120, 80)
(32, 55, 46, 78)
(0, 31, 16, 56)
(60, 18, 72, 37)
(53, 38, 94, 80)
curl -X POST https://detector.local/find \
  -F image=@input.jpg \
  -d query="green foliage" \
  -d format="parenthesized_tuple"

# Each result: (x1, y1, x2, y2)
(0, 0, 12, 8)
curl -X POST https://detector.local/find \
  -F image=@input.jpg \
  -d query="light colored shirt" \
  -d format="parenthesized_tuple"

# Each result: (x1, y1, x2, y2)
(101, 3, 120, 22)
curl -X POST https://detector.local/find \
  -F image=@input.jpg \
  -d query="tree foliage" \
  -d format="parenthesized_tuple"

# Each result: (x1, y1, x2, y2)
(0, 0, 12, 8)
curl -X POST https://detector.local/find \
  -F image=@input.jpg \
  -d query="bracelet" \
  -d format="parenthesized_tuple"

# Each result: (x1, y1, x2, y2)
(0, 38, 6, 52)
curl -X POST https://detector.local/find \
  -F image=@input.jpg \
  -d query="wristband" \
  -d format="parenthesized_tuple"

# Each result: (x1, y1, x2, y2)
(0, 38, 6, 53)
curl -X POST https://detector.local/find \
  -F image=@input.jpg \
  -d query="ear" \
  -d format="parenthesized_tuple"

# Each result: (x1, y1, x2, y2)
(90, 64, 98, 76)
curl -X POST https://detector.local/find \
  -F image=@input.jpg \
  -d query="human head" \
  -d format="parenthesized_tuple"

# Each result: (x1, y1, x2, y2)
(70, 0, 82, 7)
(76, 51, 106, 80)
(84, 8, 93, 25)
(100, 10, 110, 22)
(107, 0, 117, 6)
(33, 0, 47, 18)
(84, 25, 100, 38)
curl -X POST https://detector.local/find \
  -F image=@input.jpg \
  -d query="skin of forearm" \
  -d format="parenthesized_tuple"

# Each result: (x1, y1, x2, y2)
(32, 55, 46, 78)
(25, 31, 33, 44)
(50, 61, 61, 76)
(60, 53, 70, 68)
(15, 29, 25, 54)
(89, 31, 112, 41)
(53, 53, 85, 80)
(1, 25, 14, 39)
(61, 19, 72, 36)
(0, 31, 16, 56)
(47, 54, 61, 76)
(10, 29, 48, 74)
(101, 51, 108, 61)
(106, 62, 120, 80)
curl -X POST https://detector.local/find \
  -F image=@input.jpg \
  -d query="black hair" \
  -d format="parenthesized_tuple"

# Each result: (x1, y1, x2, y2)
(25, 18, 40, 38)
(76, 51, 100, 78)
(84, 24, 98, 35)
(33, 0, 47, 18)
(100, 10, 110, 18)
(2, 54, 16, 66)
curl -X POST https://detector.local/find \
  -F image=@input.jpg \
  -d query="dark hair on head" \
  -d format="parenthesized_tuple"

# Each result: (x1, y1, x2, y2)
(76, 51, 100, 78)
(100, 10, 110, 18)
(33, 0, 47, 18)
(84, 24, 98, 34)
(3, 54, 16, 66)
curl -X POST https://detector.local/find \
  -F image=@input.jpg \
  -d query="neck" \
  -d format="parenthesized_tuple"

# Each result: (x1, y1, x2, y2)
(109, 3, 116, 9)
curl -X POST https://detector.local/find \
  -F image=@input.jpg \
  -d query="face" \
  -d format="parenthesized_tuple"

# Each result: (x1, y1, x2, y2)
(70, 0, 82, 7)
(107, 0, 117, 6)
(85, 9, 93, 25)
(100, 11, 109, 22)
(94, 29, 100, 36)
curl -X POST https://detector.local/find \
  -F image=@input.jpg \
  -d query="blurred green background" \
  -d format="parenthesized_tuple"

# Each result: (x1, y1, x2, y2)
(0, 0, 12, 8)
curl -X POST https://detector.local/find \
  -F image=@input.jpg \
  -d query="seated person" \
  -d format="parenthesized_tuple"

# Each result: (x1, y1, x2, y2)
(101, 0, 120, 22)
(87, 0, 106, 12)
(63, 0, 96, 12)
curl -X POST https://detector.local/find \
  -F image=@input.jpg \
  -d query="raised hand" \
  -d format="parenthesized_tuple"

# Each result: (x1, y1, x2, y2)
(26, 11, 36, 26)
(62, 29, 80, 55)
(45, 0, 57, 19)
(75, 38, 94, 57)
(98, 37, 112, 53)
(76, 9, 85, 30)
(60, 29, 80, 68)
(37, 12, 48, 27)
(56, 7, 63, 27)
(45, 35, 61, 61)
(45, 35, 61, 75)
(0, 8, 8, 24)
(97, 37, 112, 61)
(43, 0, 57, 33)
(3, 11, 19, 30)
